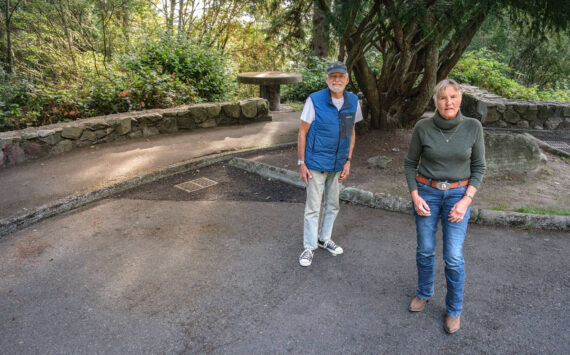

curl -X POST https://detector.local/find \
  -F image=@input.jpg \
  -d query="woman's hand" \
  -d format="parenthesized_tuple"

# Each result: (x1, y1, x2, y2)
(411, 190, 431, 216)
(448, 197, 470, 223)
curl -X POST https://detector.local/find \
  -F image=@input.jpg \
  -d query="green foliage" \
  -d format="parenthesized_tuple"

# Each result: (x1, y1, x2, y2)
(124, 36, 234, 102)
(282, 55, 328, 102)
(79, 69, 197, 117)
(450, 49, 570, 102)
(513, 207, 570, 216)
(0, 67, 197, 132)
(469, 9, 570, 89)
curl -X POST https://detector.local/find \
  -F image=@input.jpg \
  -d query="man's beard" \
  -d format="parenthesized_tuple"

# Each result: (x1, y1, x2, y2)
(328, 83, 345, 93)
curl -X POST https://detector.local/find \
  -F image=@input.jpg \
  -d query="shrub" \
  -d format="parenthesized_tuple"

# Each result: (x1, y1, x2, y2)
(79, 70, 197, 117)
(282, 55, 328, 102)
(450, 49, 570, 102)
(124, 36, 233, 102)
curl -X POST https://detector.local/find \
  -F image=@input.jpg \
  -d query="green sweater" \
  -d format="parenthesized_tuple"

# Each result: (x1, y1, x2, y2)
(404, 111, 486, 192)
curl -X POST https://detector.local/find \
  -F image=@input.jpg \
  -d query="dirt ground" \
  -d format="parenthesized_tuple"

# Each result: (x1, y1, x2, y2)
(248, 129, 570, 212)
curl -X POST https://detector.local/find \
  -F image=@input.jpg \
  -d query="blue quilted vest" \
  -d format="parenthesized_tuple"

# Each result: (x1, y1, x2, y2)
(305, 88, 358, 172)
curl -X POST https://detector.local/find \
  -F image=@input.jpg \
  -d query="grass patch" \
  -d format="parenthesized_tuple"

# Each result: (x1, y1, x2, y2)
(491, 203, 508, 211)
(283, 101, 305, 111)
(513, 207, 570, 216)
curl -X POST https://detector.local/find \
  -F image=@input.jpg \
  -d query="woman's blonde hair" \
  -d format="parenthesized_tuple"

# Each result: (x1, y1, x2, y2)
(433, 79, 463, 105)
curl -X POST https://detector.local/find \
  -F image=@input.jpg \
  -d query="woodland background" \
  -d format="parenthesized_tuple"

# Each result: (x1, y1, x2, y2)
(1, 0, 568, 131)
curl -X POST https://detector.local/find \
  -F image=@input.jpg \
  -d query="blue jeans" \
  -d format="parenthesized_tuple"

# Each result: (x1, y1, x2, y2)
(303, 169, 341, 250)
(413, 182, 470, 317)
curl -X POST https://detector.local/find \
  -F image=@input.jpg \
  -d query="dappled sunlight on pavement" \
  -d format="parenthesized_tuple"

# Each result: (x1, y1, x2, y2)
(0, 111, 300, 221)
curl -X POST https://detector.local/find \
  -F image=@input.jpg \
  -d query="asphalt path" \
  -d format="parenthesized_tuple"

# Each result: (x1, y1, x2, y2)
(1, 165, 568, 354)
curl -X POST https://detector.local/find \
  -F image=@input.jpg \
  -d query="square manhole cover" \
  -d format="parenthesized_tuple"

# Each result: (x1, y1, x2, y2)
(174, 177, 218, 193)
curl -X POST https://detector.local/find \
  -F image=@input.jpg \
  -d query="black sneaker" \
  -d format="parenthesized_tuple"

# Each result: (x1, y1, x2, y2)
(318, 239, 344, 255)
(299, 249, 314, 267)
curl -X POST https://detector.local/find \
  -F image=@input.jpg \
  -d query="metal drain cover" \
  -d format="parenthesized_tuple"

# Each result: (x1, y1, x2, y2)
(174, 177, 218, 193)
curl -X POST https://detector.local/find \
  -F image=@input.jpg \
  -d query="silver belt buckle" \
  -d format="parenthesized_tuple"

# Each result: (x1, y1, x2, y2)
(435, 181, 450, 190)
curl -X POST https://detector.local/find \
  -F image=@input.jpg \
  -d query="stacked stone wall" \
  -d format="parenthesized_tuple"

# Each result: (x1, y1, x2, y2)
(0, 98, 270, 167)
(460, 85, 570, 131)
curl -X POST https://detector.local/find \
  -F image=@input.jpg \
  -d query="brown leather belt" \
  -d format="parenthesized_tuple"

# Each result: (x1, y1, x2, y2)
(416, 174, 469, 190)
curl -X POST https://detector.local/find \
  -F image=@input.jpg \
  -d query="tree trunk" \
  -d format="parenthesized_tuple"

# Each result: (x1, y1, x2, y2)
(5, 0, 13, 74)
(168, 0, 176, 33)
(178, 0, 185, 36)
(311, 0, 328, 58)
(352, 55, 384, 129)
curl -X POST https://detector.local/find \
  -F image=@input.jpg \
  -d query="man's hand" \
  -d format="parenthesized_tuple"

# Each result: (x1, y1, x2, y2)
(339, 161, 350, 182)
(300, 164, 312, 186)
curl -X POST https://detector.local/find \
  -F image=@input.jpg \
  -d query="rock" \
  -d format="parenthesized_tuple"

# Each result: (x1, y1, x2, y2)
(222, 102, 241, 119)
(21, 141, 47, 160)
(544, 117, 562, 130)
(367, 155, 392, 169)
(198, 118, 217, 128)
(128, 130, 143, 139)
(142, 126, 160, 137)
(561, 118, 570, 129)
(38, 130, 62, 145)
(158, 116, 179, 133)
(162, 107, 189, 117)
(516, 120, 529, 128)
(391, 147, 400, 152)
(62, 126, 84, 140)
(484, 106, 501, 123)
(495, 103, 507, 113)
(2, 142, 26, 165)
(21, 131, 39, 140)
(94, 129, 108, 140)
(136, 113, 162, 125)
(115, 117, 132, 135)
(257, 99, 269, 117)
(537, 106, 557, 120)
(563, 107, 570, 117)
(85, 121, 109, 130)
(51, 140, 73, 155)
(177, 115, 195, 129)
(189, 103, 222, 124)
(503, 107, 520, 124)
(240, 99, 258, 119)
(484, 132, 542, 177)
(37, 129, 55, 138)
(80, 130, 97, 141)
(514, 104, 529, 114)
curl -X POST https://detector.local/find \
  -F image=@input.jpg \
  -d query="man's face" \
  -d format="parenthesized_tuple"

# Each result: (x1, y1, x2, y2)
(325, 73, 349, 94)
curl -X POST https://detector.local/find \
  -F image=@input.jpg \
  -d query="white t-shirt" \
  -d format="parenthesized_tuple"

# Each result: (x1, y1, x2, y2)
(300, 96, 363, 124)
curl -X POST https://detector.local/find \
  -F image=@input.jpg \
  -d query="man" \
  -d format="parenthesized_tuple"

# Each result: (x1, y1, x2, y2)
(298, 61, 363, 267)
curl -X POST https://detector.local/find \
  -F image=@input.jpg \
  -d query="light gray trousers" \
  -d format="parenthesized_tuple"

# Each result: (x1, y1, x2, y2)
(303, 169, 341, 250)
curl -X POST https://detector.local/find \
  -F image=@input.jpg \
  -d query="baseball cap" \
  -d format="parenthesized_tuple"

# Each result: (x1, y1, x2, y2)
(326, 61, 348, 74)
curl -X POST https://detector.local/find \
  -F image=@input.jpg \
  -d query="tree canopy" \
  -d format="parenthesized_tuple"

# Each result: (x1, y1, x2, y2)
(0, 0, 568, 131)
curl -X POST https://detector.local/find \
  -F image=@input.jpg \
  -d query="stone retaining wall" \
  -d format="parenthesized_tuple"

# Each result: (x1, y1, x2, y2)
(0, 98, 270, 167)
(460, 84, 570, 130)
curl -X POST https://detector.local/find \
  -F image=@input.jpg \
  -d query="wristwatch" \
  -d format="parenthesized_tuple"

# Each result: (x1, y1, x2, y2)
(464, 193, 474, 200)
(297, 160, 305, 165)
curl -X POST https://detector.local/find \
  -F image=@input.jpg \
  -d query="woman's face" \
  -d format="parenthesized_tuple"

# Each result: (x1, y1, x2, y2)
(436, 86, 462, 120)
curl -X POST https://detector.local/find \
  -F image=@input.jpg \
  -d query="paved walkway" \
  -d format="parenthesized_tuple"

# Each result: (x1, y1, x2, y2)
(0, 111, 299, 222)
(1, 109, 568, 353)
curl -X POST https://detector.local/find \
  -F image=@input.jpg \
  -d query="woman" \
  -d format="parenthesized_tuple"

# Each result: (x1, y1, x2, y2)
(403, 79, 486, 334)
